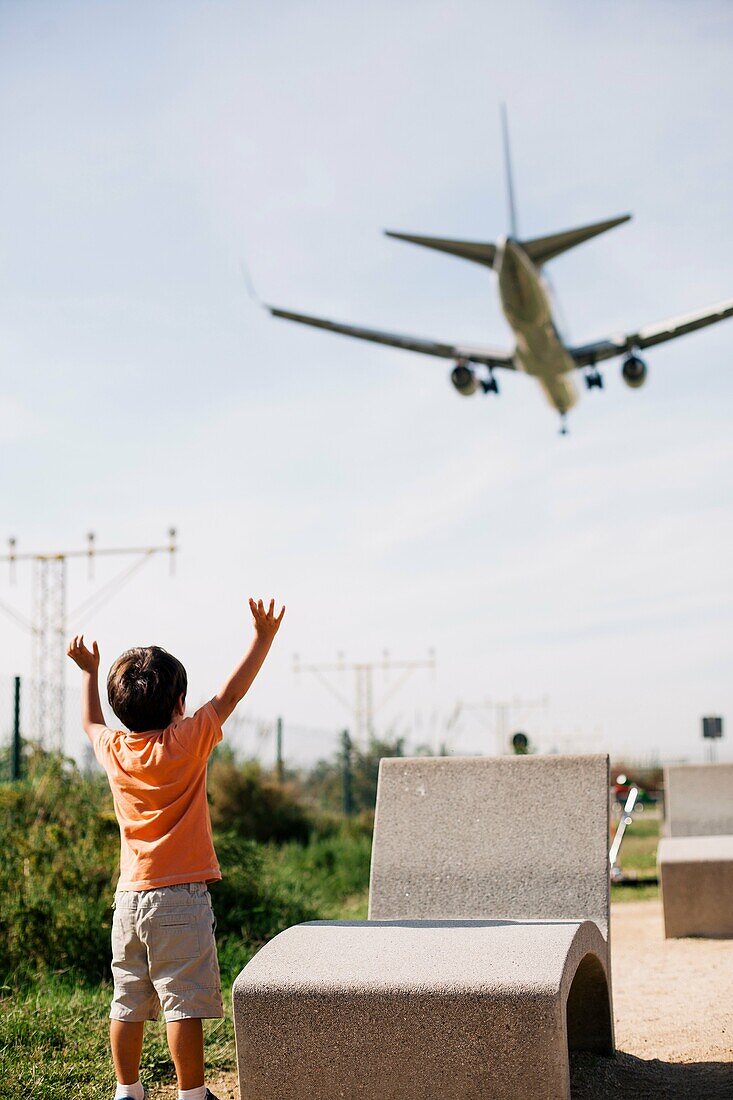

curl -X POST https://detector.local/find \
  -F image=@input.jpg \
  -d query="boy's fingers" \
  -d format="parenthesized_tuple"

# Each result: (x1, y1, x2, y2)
(276, 605, 286, 624)
(268, 598, 275, 616)
(92, 640, 99, 658)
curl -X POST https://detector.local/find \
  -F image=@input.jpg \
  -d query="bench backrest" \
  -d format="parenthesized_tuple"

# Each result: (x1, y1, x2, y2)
(664, 763, 733, 837)
(368, 754, 610, 940)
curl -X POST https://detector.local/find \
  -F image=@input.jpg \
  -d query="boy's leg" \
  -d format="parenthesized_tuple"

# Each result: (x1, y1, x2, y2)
(166, 1018, 205, 1090)
(110, 1019, 145, 1085)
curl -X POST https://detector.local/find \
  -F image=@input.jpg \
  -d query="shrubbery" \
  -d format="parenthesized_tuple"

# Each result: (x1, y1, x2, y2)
(0, 752, 372, 988)
(208, 750, 312, 844)
(0, 758, 117, 984)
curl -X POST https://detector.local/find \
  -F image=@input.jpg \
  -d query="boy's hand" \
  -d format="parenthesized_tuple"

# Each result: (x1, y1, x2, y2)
(67, 634, 100, 674)
(249, 598, 286, 643)
(212, 599, 286, 723)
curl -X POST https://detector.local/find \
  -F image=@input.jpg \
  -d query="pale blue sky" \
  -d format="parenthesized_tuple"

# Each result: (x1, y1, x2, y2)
(1, 0, 732, 764)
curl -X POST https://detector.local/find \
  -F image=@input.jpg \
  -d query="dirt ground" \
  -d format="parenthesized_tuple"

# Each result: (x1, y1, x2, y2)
(176, 899, 733, 1100)
(573, 899, 732, 1098)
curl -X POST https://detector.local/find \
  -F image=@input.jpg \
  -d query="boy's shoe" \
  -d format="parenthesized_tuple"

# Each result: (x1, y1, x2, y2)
(205, 1092, 220, 1100)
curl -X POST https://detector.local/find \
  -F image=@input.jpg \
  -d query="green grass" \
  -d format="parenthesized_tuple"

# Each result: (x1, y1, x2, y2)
(0, 980, 236, 1099)
(0, 830, 372, 1099)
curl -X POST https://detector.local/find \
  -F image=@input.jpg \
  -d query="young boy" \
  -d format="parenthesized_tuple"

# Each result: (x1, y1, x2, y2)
(67, 597, 285, 1100)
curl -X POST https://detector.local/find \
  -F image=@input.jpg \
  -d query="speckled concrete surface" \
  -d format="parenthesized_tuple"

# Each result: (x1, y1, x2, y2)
(658, 835, 733, 937)
(660, 764, 733, 940)
(232, 755, 613, 1100)
(233, 917, 611, 1099)
(664, 763, 733, 837)
(368, 755, 610, 941)
(175, 900, 731, 1100)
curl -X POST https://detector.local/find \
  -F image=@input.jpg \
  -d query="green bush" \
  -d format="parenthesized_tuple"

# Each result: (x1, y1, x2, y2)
(209, 832, 318, 982)
(208, 753, 312, 844)
(302, 735, 406, 815)
(0, 761, 118, 985)
(273, 829, 372, 915)
(0, 761, 370, 989)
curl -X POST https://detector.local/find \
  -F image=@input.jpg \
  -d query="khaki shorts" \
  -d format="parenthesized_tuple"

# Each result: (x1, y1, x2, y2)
(110, 882, 223, 1023)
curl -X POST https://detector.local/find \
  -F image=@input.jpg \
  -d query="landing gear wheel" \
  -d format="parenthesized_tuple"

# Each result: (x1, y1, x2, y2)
(482, 369, 500, 395)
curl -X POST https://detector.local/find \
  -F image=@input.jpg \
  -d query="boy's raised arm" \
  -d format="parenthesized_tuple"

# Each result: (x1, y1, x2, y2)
(211, 598, 285, 725)
(67, 635, 108, 742)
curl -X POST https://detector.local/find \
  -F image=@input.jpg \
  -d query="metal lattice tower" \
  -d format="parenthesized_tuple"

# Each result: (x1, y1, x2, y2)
(31, 555, 68, 750)
(1, 530, 177, 751)
(293, 650, 436, 746)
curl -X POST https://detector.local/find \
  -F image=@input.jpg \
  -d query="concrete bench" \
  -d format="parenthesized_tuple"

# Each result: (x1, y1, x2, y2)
(233, 755, 614, 1100)
(658, 763, 733, 939)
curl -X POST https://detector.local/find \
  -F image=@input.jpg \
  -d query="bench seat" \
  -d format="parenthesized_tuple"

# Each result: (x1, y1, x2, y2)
(233, 917, 612, 1100)
(658, 834, 733, 938)
(233, 754, 614, 1100)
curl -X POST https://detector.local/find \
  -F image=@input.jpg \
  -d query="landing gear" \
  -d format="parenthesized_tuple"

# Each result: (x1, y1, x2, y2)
(622, 353, 648, 389)
(481, 369, 500, 395)
(559, 415, 569, 436)
(584, 368, 604, 390)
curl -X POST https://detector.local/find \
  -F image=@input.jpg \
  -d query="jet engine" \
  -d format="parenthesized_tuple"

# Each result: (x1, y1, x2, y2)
(622, 354, 647, 388)
(450, 362, 479, 396)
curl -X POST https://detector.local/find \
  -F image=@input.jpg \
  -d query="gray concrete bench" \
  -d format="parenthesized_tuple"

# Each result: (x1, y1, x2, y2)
(233, 755, 614, 1100)
(659, 763, 733, 939)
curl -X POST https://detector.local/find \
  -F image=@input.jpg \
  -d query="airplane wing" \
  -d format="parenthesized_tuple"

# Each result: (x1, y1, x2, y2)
(268, 306, 516, 369)
(571, 297, 733, 367)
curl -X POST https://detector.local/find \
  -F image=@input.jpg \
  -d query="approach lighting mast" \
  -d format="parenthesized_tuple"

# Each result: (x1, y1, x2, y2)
(293, 650, 436, 745)
(0, 530, 177, 751)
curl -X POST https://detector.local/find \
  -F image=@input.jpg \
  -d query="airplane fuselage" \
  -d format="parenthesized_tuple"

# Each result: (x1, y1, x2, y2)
(495, 237, 578, 414)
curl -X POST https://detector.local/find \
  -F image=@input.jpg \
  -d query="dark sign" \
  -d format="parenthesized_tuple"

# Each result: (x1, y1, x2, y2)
(702, 716, 723, 740)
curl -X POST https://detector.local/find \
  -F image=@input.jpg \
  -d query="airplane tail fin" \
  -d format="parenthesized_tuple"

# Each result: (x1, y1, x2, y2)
(501, 103, 518, 238)
(386, 108, 630, 270)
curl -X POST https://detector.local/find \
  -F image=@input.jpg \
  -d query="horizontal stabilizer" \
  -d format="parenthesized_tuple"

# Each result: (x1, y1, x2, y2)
(386, 215, 630, 270)
(385, 231, 496, 268)
(521, 214, 631, 265)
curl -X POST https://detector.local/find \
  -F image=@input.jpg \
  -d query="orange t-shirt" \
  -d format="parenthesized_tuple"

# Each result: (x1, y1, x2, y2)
(93, 701, 223, 891)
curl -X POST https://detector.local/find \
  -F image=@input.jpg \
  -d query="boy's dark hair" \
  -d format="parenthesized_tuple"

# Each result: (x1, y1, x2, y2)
(107, 646, 187, 731)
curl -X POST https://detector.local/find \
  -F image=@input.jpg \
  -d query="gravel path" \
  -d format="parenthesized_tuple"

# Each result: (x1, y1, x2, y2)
(572, 898, 732, 1098)
(156, 899, 733, 1099)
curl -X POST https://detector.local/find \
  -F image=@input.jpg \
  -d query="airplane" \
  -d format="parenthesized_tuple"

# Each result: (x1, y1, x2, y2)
(258, 108, 733, 433)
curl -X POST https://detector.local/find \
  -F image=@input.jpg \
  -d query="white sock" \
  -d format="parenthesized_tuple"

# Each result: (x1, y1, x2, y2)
(178, 1088, 207, 1100)
(115, 1083, 144, 1100)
